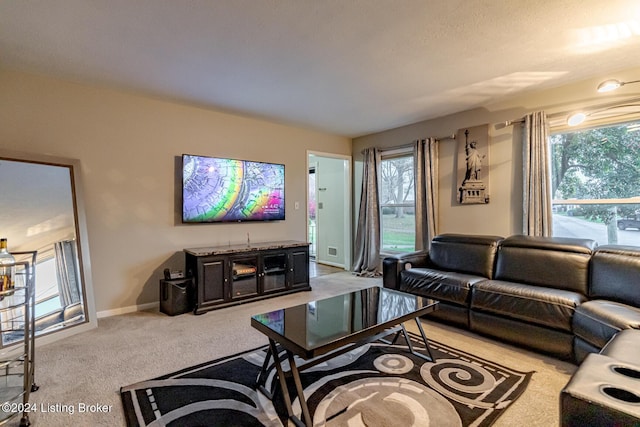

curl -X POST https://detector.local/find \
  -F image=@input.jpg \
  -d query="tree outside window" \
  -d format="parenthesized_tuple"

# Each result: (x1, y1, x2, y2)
(550, 120, 640, 246)
(379, 152, 416, 253)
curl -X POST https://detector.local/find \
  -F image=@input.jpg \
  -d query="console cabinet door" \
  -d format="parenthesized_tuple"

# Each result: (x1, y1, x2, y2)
(262, 251, 288, 293)
(200, 258, 227, 306)
(230, 255, 259, 299)
(290, 248, 309, 288)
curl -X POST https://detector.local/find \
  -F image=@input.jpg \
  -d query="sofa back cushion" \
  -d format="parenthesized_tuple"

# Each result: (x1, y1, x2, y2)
(590, 245, 640, 307)
(429, 234, 503, 278)
(494, 235, 596, 294)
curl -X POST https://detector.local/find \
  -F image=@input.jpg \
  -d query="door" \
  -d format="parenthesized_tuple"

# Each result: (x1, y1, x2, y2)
(230, 255, 258, 299)
(307, 152, 351, 270)
(262, 252, 287, 292)
(200, 258, 226, 305)
(290, 248, 310, 288)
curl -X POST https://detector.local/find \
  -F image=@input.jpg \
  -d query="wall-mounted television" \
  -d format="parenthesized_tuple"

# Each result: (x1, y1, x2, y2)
(182, 154, 285, 223)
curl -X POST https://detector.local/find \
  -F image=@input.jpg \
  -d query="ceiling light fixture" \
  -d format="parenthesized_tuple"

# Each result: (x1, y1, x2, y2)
(596, 78, 640, 92)
(567, 112, 587, 126)
(566, 103, 640, 127)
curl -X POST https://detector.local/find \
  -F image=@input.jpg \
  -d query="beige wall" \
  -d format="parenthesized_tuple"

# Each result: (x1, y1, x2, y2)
(0, 70, 350, 313)
(353, 66, 640, 238)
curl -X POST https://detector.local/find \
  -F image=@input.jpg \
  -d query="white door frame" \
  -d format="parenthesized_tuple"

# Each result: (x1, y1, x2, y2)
(306, 151, 352, 271)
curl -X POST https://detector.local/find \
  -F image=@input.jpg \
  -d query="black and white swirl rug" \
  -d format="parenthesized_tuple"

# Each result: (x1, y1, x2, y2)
(121, 333, 532, 426)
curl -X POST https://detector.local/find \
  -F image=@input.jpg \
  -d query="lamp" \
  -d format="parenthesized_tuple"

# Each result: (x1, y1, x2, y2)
(597, 79, 640, 93)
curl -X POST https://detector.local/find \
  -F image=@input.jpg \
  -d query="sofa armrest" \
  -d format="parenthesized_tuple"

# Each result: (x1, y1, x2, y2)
(382, 250, 430, 290)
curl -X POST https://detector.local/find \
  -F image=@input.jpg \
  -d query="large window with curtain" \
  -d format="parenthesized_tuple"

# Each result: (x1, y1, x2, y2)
(379, 148, 416, 253)
(549, 119, 640, 246)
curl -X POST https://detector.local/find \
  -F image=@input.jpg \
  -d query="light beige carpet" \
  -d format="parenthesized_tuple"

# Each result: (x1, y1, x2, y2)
(22, 272, 574, 426)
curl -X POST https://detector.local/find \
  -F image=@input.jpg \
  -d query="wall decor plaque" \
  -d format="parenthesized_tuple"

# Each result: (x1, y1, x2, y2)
(458, 124, 490, 204)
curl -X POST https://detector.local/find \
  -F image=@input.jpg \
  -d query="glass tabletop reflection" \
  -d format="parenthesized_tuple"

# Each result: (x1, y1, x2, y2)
(251, 286, 438, 353)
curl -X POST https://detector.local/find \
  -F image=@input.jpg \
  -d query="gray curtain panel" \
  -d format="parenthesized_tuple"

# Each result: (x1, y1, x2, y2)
(353, 147, 381, 276)
(523, 111, 552, 236)
(414, 138, 439, 250)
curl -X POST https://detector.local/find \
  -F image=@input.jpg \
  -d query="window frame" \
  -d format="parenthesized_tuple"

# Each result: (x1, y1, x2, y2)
(548, 116, 640, 246)
(378, 147, 417, 255)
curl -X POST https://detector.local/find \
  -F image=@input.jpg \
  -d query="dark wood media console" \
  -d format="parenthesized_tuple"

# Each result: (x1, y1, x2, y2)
(184, 240, 311, 314)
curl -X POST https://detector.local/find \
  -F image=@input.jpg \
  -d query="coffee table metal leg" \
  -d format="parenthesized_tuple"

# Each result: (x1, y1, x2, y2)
(400, 321, 436, 362)
(400, 324, 416, 354)
(414, 318, 436, 361)
(267, 339, 295, 419)
(286, 350, 312, 427)
(256, 345, 274, 399)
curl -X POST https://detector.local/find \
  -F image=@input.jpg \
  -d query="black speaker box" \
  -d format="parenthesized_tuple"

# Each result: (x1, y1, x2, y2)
(160, 278, 193, 316)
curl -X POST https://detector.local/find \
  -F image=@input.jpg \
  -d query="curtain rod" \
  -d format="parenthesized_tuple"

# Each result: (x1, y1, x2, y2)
(502, 111, 566, 127)
(360, 134, 457, 155)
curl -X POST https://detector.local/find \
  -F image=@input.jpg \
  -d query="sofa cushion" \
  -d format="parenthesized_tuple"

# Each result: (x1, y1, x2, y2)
(494, 235, 595, 294)
(600, 329, 640, 367)
(399, 268, 487, 306)
(429, 234, 502, 278)
(470, 279, 586, 332)
(470, 310, 575, 359)
(573, 300, 640, 349)
(590, 245, 640, 307)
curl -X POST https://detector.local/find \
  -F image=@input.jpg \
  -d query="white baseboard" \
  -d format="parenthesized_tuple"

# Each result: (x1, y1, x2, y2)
(315, 260, 345, 269)
(97, 302, 159, 318)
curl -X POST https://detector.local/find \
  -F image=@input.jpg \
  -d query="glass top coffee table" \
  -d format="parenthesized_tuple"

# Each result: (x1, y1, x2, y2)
(251, 286, 439, 427)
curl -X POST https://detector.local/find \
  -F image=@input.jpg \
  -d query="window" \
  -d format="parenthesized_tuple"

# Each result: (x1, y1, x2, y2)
(549, 119, 640, 246)
(34, 255, 63, 318)
(379, 150, 416, 253)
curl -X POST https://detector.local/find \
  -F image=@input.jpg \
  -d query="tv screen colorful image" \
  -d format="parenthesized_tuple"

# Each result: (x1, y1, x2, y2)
(182, 154, 285, 223)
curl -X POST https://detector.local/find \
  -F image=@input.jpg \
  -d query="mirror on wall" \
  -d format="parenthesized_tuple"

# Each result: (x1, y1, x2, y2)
(0, 151, 96, 347)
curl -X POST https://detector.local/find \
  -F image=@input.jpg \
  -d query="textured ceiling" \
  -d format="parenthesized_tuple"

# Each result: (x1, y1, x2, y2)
(1, 0, 640, 137)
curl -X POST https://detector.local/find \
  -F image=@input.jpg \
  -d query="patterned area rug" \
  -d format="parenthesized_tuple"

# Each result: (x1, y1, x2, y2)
(121, 333, 533, 426)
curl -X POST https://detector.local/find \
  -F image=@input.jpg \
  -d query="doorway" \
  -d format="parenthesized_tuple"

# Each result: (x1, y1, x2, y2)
(307, 152, 352, 270)
(308, 163, 317, 258)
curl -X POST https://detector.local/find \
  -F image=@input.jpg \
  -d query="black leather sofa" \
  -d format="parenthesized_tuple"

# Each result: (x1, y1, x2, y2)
(384, 233, 640, 425)
(383, 234, 640, 361)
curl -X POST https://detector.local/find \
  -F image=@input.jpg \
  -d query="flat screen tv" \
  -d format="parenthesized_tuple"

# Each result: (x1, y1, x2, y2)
(182, 154, 285, 223)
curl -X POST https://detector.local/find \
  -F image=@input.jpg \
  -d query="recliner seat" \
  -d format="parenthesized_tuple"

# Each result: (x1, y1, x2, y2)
(469, 235, 595, 359)
(573, 245, 640, 362)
